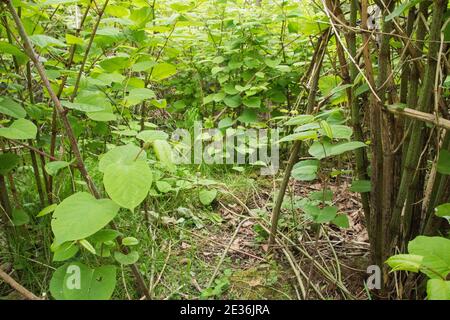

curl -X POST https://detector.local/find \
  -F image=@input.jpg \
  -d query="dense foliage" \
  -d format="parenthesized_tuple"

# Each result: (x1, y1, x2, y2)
(0, 0, 449, 300)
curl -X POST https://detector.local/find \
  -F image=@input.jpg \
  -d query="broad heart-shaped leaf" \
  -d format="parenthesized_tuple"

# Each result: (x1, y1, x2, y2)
(51, 192, 120, 246)
(45, 161, 70, 176)
(0, 97, 26, 118)
(0, 118, 37, 140)
(437, 150, 450, 175)
(153, 140, 175, 171)
(103, 160, 153, 211)
(350, 180, 372, 193)
(386, 254, 423, 273)
(426, 279, 450, 300)
(50, 262, 116, 300)
(99, 144, 146, 173)
(408, 236, 450, 279)
(199, 189, 217, 206)
(136, 130, 168, 143)
(0, 153, 20, 175)
(308, 140, 366, 160)
(291, 160, 319, 181)
(150, 62, 177, 81)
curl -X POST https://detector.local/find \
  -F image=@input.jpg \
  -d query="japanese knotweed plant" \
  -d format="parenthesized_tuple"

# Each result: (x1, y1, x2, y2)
(279, 109, 368, 228)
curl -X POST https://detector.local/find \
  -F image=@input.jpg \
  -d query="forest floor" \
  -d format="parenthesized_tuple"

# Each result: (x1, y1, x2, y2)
(0, 166, 371, 300)
(117, 171, 372, 300)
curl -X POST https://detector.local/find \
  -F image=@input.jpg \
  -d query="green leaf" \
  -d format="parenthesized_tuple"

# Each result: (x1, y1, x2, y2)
(408, 236, 450, 279)
(0, 97, 26, 118)
(153, 140, 175, 171)
(99, 56, 129, 72)
(114, 251, 139, 265)
(223, 83, 239, 95)
(0, 153, 20, 175)
(199, 189, 217, 206)
(51, 192, 120, 246)
(264, 57, 282, 68)
(45, 161, 70, 176)
(332, 215, 350, 228)
(242, 96, 261, 108)
(302, 205, 337, 224)
(284, 115, 315, 126)
(37, 203, 58, 217)
(11, 209, 30, 226)
(89, 229, 122, 244)
(99, 144, 146, 173)
(30, 34, 66, 48)
(61, 101, 104, 113)
(238, 109, 257, 123)
(52, 242, 79, 262)
(308, 141, 366, 160)
(156, 180, 172, 193)
(103, 160, 153, 211)
(79, 239, 96, 254)
(350, 180, 371, 193)
(291, 160, 319, 181)
(385, 0, 422, 22)
(278, 130, 318, 143)
(150, 99, 167, 109)
(65, 34, 83, 45)
(122, 237, 139, 246)
(132, 60, 157, 72)
(426, 279, 450, 300)
(125, 88, 156, 106)
(386, 254, 423, 273)
(0, 41, 28, 64)
(319, 120, 333, 139)
(136, 130, 168, 143)
(224, 95, 241, 108)
(322, 125, 353, 140)
(50, 262, 116, 300)
(309, 189, 333, 202)
(150, 62, 177, 81)
(435, 203, 450, 223)
(0, 118, 37, 140)
(437, 150, 450, 175)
